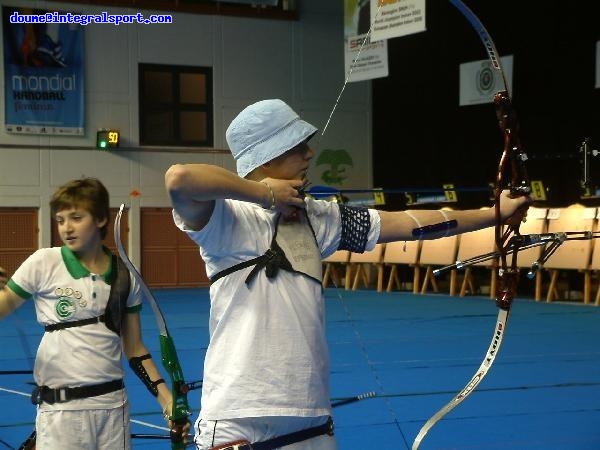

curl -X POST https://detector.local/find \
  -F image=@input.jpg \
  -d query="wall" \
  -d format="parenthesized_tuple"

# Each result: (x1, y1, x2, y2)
(0, 0, 373, 270)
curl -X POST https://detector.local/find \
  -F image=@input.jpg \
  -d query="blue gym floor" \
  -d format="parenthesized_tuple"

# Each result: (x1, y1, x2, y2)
(1, 288, 599, 449)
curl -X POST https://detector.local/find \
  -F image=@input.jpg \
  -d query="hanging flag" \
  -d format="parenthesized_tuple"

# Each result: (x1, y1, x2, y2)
(344, 0, 389, 83)
(370, 0, 426, 42)
(3, 6, 84, 135)
(459, 55, 514, 106)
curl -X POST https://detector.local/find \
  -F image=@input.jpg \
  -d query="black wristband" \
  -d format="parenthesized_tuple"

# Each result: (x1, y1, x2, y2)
(129, 354, 163, 397)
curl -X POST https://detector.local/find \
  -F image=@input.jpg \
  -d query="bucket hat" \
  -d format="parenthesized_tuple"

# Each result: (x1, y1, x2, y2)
(226, 99, 318, 178)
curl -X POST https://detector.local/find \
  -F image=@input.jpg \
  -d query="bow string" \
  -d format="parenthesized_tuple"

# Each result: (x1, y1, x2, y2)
(115, 204, 190, 450)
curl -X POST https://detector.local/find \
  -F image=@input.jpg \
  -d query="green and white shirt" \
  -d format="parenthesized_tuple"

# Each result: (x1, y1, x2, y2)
(8, 246, 142, 410)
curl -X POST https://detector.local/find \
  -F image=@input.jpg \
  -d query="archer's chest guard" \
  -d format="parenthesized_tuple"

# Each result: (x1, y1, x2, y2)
(44, 256, 130, 335)
(210, 211, 322, 286)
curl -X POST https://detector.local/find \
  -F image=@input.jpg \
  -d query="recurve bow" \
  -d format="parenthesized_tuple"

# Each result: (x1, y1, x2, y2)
(115, 204, 190, 450)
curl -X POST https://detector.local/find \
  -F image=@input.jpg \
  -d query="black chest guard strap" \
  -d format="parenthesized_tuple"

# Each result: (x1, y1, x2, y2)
(103, 256, 131, 335)
(46, 256, 131, 335)
(245, 239, 294, 284)
(210, 235, 294, 286)
(210, 211, 320, 286)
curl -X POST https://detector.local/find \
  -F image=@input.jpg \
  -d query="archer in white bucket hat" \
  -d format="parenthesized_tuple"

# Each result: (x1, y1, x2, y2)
(164, 97, 532, 450)
(226, 99, 318, 178)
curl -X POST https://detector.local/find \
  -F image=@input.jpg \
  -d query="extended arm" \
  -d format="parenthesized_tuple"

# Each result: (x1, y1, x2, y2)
(378, 190, 530, 243)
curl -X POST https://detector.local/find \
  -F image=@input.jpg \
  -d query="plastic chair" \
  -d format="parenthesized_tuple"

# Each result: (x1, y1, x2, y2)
(322, 250, 350, 289)
(419, 234, 460, 296)
(347, 243, 386, 292)
(541, 205, 596, 303)
(383, 240, 421, 293)
(455, 226, 496, 298)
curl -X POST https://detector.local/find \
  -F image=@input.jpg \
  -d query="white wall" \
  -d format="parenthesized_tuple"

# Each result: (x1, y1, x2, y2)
(0, 0, 372, 264)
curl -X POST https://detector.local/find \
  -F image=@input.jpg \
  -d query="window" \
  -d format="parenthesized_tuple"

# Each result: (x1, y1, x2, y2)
(139, 64, 213, 147)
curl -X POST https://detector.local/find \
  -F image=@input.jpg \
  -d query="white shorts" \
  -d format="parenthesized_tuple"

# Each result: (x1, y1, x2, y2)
(194, 415, 337, 450)
(35, 405, 131, 450)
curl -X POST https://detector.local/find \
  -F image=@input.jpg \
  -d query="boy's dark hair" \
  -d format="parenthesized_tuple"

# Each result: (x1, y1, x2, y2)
(50, 178, 110, 239)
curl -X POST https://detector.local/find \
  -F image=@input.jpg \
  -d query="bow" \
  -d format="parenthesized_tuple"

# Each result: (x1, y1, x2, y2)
(114, 204, 190, 450)
(412, 1, 530, 448)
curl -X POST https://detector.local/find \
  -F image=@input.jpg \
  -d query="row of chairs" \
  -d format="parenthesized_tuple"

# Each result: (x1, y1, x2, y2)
(322, 205, 600, 305)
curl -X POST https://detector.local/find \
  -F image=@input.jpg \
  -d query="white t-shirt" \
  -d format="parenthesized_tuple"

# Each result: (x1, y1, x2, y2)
(173, 197, 380, 420)
(8, 246, 141, 411)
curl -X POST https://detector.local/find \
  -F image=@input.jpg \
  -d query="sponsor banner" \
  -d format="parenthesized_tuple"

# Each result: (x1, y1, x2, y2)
(3, 6, 84, 135)
(344, 0, 389, 82)
(371, 0, 426, 42)
(459, 55, 514, 106)
(345, 35, 388, 82)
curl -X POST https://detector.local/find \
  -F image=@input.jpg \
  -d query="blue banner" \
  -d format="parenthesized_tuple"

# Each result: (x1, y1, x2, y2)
(3, 6, 84, 135)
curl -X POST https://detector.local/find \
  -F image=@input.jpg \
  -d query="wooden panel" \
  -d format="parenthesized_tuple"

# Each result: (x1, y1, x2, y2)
(142, 249, 178, 287)
(141, 207, 209, 287)
(0, 208, 37, 249)
(141, 210, 177, 247)
(178, 248, 208, 285)
(0, 208, 38, 276)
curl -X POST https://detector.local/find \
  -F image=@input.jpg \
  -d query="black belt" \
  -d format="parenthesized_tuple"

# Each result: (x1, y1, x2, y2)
(31, 379, 124, 405)
(213, 417, 334, 450)
(45, 315, 105, 332)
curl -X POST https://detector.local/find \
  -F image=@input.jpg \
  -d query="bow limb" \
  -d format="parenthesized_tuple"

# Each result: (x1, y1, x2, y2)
(115, 205, 190, 450)
(412, 2, 530, 448)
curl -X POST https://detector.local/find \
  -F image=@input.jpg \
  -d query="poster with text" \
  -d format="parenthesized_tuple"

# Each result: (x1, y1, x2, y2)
(3, 6, 84, 135)
(370, 0, 426, 42)
(459, 55, 514, 106)
(344, 0, 389, 82)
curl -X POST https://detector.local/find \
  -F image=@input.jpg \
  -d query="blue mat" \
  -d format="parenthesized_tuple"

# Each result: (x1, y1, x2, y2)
(1, 288, 599, 449)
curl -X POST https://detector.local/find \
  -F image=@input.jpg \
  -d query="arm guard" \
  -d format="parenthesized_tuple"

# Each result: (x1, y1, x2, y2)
(129, 353, 165, 397)
(338, 204, 370, 253)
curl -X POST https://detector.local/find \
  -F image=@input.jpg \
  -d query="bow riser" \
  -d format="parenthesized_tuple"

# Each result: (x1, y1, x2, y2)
(159, 334, 190, 449)
(493, 90, 531, 311)
(494, 91, 530, 198)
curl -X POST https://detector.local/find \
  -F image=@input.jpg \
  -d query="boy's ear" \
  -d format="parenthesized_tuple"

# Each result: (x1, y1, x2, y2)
(97, 216, 108, 229)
